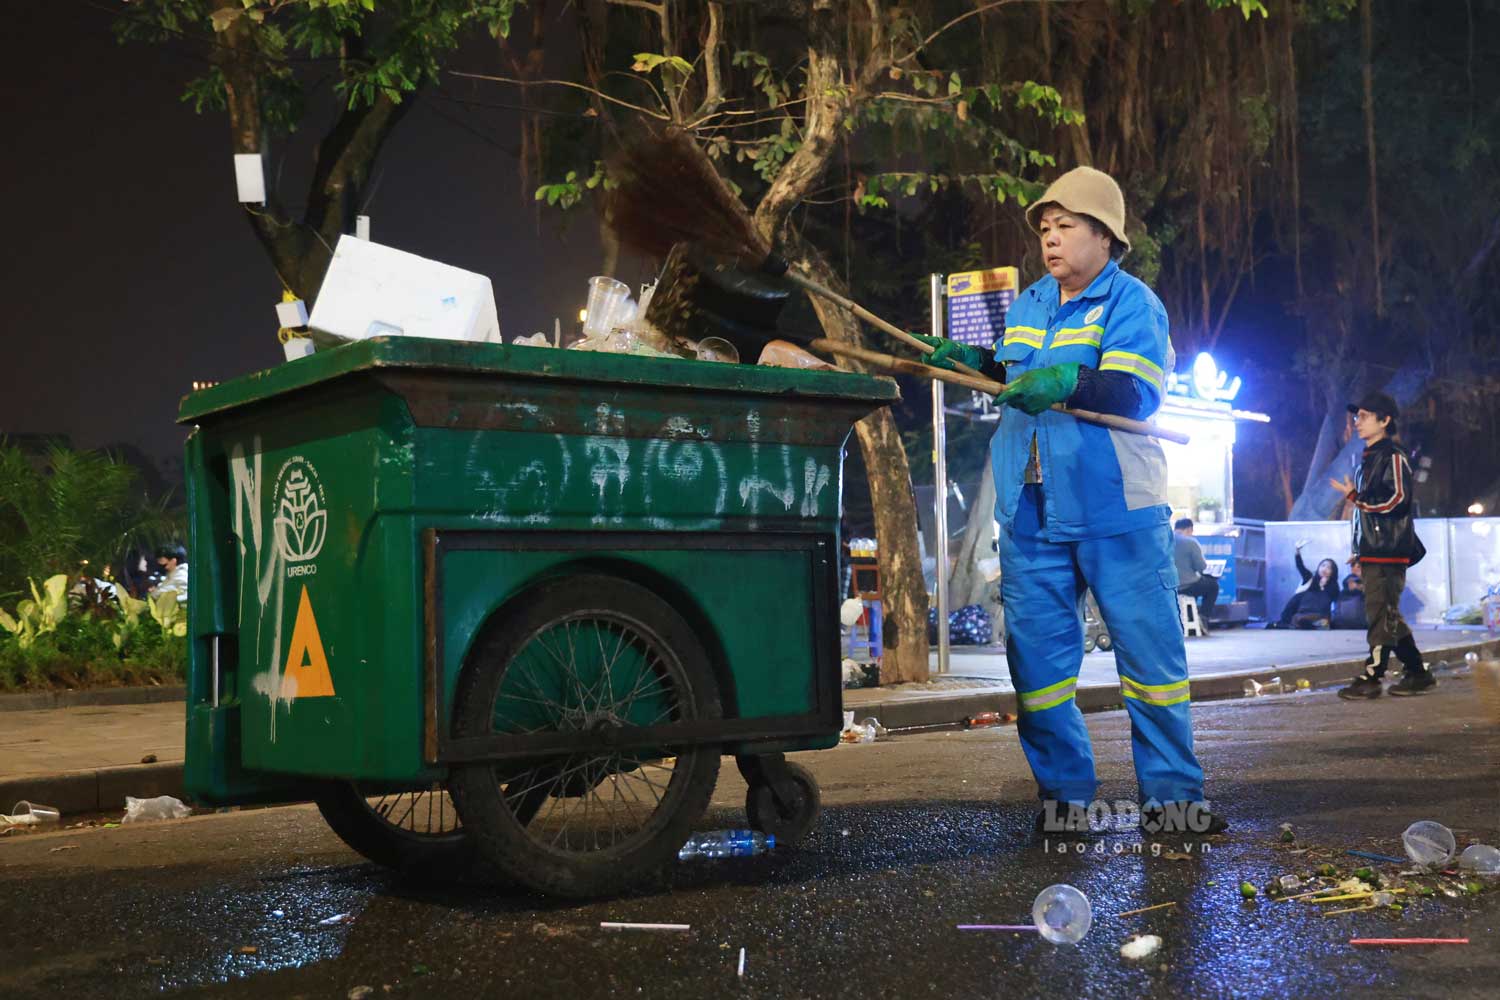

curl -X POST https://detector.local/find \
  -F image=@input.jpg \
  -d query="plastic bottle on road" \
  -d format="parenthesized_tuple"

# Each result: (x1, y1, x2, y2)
(1032, 884, 1092, 945)
(1402, 820, 1456, 868)
(678, 830, 776, 861)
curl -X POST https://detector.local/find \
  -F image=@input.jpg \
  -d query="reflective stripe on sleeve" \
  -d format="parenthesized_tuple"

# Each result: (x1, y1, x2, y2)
(1099, 350, 1165, 391)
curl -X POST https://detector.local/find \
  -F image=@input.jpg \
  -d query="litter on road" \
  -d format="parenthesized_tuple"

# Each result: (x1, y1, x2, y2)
(1350, 938, 1470, 946)
(599, 922, 692, 932)
(1120, 935, 1163, 960)
(1347, 849, 1407, 865)
(737, 947, 746, 978)
(957, 925, 1038, 932)
(1115, 902, 1178, 918)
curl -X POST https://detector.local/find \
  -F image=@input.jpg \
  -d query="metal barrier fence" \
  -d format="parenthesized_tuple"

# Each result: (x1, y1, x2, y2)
(1263, 519, 1500, 624)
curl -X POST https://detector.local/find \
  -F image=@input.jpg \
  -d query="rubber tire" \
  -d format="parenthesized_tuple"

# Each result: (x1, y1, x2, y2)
(1096, 632, 1113, 652)
(315, 782, 474, 879)
(745, 761, 821, 846)
(1083, 635, 1097, 654)
(449, 573, 722, 899)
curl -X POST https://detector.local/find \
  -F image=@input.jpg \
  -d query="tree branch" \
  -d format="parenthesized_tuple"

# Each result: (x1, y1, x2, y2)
(691, 2, 726, 121)
(895, 0, 1036, 65)
(449, 70, 671, 119)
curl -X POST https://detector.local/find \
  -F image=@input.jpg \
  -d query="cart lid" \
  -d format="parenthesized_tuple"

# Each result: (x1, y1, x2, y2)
(178, 337, 899, 424)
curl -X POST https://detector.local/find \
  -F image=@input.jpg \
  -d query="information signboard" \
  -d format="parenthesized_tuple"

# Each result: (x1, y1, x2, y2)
(944, 266, 1018, 347)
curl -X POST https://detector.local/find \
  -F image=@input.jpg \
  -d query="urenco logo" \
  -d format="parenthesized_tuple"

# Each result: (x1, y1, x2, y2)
(272, 457, 328, 572)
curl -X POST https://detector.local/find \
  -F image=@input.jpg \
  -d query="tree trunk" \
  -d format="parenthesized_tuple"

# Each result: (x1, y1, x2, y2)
(1361, 0, 1384, 317)
(946, 459, 997, 608)
(798, 252, 930, 684)
(213, 2, 414, 301)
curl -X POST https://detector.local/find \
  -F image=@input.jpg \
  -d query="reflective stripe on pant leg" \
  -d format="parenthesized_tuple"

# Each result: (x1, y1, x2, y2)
(1076, 522, 1205, 804)
(999, 484, 1096, 803)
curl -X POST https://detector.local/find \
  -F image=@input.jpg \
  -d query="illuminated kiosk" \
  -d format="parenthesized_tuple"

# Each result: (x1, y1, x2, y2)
(1156, 352, 1270, 625)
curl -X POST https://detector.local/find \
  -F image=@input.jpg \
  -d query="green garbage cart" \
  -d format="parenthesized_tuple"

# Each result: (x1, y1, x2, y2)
(177, 337, 897, 897)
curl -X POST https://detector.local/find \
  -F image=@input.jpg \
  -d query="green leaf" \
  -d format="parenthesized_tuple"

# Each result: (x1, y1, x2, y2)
(948, 73, 962, 97)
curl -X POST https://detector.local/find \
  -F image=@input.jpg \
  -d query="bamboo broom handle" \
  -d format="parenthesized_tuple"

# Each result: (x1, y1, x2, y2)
(783, 270, 987, 379)
(809, 338, 1191, 446)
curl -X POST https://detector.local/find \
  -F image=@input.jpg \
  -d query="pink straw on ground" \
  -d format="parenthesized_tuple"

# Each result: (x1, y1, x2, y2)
(1349, 938, 1470, 946)
(957, 925, 1038, 932)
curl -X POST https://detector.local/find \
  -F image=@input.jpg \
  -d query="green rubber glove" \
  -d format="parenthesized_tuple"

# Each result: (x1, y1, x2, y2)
(995, 362, 1080, 416)
(911, 333, 984, 373)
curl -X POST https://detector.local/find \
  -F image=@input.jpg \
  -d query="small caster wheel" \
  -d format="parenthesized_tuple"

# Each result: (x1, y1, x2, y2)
(1083, 635, 1097, 654)
(745, 761, 820, 845)
(1096, 632, 1113, 652)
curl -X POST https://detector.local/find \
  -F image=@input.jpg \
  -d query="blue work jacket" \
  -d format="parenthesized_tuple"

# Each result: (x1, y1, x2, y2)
(989, 260, 1173, 542)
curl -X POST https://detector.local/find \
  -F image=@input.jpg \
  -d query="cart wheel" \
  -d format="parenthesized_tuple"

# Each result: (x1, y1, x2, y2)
(450, 574, 721, 898)
(1083, 634, 1098, 654)
(1096, 632, 1113, 652)
(315, 781, 474, 878)
(745, 761, 821, 845)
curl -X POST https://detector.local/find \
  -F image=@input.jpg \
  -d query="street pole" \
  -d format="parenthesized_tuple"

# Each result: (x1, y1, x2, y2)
(931, 274, 950, 676)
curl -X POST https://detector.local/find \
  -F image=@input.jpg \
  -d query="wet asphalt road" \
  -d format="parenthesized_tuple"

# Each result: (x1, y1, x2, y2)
(2, 677, 1498, 999)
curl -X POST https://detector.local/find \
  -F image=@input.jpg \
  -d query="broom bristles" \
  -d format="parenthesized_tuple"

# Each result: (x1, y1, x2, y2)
(605, 128, 770, 266)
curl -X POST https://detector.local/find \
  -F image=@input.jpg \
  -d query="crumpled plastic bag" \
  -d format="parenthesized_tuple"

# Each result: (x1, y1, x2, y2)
(122, 794, 192, 823)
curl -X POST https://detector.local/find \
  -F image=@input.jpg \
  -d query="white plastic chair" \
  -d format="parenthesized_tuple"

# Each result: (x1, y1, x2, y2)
(1179, 594, 1206, 637)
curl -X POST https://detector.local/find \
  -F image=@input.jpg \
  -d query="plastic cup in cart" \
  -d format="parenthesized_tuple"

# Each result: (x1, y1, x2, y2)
(696, 337, 739, 364)
(583, 276, 632, 339)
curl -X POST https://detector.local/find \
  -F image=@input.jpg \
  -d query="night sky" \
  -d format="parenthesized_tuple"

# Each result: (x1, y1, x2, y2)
(1, 2, 611, 471)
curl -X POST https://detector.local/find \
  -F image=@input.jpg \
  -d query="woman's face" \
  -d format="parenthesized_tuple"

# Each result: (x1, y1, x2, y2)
(1318, 560, 1336, 583)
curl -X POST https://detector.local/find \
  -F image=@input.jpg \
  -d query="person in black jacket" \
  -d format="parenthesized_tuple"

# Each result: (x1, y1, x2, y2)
(1330, 392, 1432, 699)
(1268, 540, 1340, 628)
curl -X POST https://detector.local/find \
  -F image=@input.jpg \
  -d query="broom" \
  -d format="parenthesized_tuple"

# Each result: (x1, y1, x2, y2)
(604, 130, 1187, 445)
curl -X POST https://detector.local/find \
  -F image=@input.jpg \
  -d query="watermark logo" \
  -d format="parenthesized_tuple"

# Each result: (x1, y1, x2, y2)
(1038, 799, 1218, 848)
(272, 457, 328, 568)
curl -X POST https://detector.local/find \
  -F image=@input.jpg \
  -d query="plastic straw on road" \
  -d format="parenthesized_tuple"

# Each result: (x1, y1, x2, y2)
(956, 924, 1039, 932)
(737, 947, 746, 978)
(600, 922, 692, 932)
(1114, 902, 1178, 918)
(1346, 850, 1407, 865)
(1350, 938, 1470, 946)
(1323, 904, 1377, 916)
(1310, 889, 1407, 904)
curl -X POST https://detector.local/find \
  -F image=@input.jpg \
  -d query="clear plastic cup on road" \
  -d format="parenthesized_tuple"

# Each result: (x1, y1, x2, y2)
(1032, 884, 1092, 945)
(12, 801, 60, 823)
(1402, 820, 1457, 869)
(1458, 844, 1500, 876)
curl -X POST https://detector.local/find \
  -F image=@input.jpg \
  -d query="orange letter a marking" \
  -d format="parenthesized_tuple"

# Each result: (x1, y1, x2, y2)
(281, 585, 335, 700)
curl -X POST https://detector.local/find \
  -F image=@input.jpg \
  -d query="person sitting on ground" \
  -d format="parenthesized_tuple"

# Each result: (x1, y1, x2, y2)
(1173, 518, 1219, 619)
(150, 543, 189, 606)
(1268, 539, 1339, 629)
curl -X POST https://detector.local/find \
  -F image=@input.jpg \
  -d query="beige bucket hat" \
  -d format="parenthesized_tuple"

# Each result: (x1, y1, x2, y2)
(1024, 166, 1130, 254)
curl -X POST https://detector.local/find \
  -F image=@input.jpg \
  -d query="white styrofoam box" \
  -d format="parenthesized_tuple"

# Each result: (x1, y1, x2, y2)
(234, 153, 266, 204)
(308, 236, 502, 344)
(275, 299, 309, 328)
(282, 338, 315, 362)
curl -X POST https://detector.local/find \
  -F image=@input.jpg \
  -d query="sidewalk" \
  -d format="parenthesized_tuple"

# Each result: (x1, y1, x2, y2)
(2, 627, 1495, 817)
(844, 624, 1497, 727)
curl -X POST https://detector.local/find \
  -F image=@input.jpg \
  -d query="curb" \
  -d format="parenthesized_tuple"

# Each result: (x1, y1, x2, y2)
(5, 639, 1494, 816)
(844, 637, 1499, 731)
(0, 686, 186, 713)
(0, 762, 183, 817)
